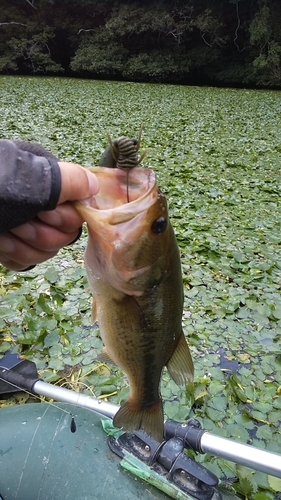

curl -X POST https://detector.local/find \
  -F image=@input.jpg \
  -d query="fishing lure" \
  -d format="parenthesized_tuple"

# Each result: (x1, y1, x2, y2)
(99, 127, 147, 202)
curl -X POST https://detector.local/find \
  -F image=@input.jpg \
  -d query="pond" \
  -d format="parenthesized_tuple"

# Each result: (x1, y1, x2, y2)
(0, 76, 281, 498)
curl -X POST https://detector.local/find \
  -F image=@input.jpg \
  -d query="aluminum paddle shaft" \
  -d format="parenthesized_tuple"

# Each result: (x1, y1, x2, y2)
(34, 379, 119, 418)
(34, 380, 281, 479)
(201, 432, 281, 478)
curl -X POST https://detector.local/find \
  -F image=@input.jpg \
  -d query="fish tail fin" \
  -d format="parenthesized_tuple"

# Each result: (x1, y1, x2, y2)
(167, 330, 194, 385)
(113, 398, 164, 443)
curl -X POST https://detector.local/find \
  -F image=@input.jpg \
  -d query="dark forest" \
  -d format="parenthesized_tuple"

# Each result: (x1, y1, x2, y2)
(0, 0, 281, 87)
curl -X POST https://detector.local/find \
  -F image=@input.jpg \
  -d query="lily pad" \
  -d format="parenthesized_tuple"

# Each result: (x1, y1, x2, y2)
(0, 76, 281, 499)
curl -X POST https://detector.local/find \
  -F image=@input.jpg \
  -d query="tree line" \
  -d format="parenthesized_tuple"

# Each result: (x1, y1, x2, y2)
(0, 0, 281, 88)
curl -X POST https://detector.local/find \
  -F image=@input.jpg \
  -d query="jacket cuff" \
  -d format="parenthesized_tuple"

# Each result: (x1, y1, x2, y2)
(46, 158, 62, 210)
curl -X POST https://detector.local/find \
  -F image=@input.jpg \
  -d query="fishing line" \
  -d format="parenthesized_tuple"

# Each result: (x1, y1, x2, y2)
(0, 371, 77, 433)
(126, 169, 130, 203)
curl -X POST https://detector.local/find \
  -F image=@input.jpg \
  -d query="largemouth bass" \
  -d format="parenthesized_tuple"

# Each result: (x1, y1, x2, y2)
(73, 166, 194, 442)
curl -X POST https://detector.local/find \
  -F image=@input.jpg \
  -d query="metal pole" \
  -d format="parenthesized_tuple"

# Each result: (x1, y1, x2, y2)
(201, 432, 281, 478)
(33, 380, 119, 419)
(33, 380, 281, 479)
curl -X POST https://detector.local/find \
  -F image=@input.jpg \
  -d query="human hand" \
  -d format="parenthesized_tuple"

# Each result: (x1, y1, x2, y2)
(0, 162, 99, 271)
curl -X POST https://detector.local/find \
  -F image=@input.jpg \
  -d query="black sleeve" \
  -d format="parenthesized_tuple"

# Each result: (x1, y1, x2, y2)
(0, 139, 61, 233)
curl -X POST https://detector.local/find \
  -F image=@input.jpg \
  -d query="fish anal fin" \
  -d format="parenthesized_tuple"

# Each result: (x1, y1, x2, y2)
(167, 331, 194, 386)
(113, 398, 164, 443)
(96, 347, 117, 366)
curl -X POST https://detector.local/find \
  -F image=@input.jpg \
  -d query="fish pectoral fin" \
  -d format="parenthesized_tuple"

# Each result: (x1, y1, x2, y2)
(91, 298, 98, 324)
(96, 347, 117, 366)
(166, 331, 194, 386)
(113, 399, 164, 443)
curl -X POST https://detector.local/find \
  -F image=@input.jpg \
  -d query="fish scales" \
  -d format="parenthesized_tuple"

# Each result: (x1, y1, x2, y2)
(73, 166, 194, 442)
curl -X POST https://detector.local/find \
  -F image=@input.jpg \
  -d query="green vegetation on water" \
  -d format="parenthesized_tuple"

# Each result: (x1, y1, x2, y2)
(0, 76, 281, 499)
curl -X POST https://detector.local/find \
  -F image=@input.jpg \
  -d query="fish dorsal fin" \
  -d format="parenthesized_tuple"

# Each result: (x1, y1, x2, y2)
(166, 331, 194, 386)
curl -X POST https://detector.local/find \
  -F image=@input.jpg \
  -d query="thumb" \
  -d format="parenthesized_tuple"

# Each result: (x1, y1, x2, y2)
(58, 162, 99, 204)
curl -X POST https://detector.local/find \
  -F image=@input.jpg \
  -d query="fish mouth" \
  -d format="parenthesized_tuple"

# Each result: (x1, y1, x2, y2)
(73, 167, 157, 226)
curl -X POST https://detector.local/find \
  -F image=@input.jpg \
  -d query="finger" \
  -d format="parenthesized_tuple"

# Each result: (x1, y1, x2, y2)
(10, 223, 80, 251)
(9, 220, 81, 253)
(0, 233, 59, 269)
(0, 252, 58, 271)
(58, 162, 99, 204)
(37, 202, 84, 231)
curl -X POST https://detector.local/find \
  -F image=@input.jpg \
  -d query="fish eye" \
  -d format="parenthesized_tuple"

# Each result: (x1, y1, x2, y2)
(151, 217, 167, 234)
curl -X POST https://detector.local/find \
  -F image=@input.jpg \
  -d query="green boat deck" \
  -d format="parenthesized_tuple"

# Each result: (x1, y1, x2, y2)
(0, 403, 239, 500)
